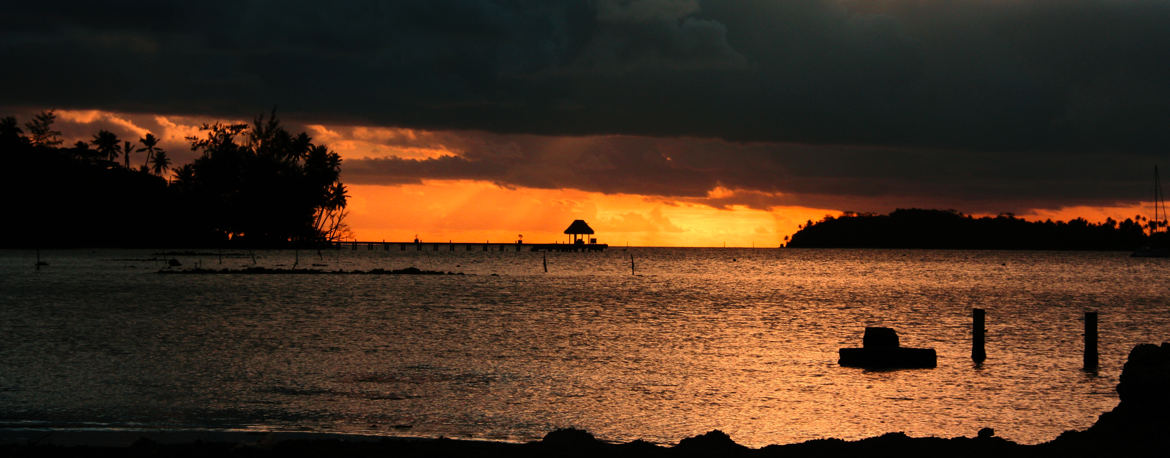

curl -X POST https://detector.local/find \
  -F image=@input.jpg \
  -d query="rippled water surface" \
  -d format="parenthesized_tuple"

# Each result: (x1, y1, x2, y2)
(2, 247, 1169, 446)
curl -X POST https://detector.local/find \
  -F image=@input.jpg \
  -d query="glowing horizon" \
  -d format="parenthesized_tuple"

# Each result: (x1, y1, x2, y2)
(5, 106, 1161, 247)
(343, 181, 838, 248)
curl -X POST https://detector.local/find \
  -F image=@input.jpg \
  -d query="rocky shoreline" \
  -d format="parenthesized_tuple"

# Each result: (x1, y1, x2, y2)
(4, 343, 1168, 457)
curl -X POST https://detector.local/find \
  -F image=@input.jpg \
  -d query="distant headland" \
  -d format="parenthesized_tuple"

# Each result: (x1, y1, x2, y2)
(785, 208, 1154, 251)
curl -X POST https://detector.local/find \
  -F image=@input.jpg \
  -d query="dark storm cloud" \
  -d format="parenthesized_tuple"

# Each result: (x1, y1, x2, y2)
(342, 132, 1150, 213)
(3, 0, 1169, 210)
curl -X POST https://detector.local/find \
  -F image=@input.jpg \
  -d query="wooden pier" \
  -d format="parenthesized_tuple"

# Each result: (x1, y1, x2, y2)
(330, 240, 608, 252)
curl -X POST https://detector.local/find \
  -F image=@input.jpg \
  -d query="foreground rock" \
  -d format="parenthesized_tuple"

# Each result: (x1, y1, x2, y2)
(1042, 342, 1170, 456)
(4, 343, 1169, 457)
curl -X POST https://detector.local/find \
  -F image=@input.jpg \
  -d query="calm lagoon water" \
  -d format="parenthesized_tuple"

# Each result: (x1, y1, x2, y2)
(1, 247, 1169, 446)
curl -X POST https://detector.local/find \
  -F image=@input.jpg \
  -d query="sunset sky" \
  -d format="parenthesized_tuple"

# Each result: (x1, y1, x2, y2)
(3, 0, 1168, 246)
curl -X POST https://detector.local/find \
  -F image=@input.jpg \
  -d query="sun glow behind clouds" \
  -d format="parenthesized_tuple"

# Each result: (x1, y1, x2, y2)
(305, 125, 454, 160)
(345, 181, 835, 247)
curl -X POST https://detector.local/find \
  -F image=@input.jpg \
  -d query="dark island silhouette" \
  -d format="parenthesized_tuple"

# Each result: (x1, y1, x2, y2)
(786, 208, 1153, 250)
(0, 110, 347, 248)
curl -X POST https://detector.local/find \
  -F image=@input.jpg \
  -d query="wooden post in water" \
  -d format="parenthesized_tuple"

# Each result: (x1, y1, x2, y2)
(972, 308, 986, 364)
(543, 253, 548, 273)
(630, 253, 635, 275)
(1084, 311, 1098, 371)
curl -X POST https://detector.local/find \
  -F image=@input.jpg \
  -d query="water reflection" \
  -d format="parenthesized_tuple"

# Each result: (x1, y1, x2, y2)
(0, 248, 1167, 446)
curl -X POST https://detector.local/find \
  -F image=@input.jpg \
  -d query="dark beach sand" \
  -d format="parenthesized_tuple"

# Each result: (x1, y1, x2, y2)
(4, 343, 1169, 458)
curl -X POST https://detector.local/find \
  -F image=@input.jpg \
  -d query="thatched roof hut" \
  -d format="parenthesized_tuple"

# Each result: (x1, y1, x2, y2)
(564, 220, 595, 244)
(564, 220, 595, 235)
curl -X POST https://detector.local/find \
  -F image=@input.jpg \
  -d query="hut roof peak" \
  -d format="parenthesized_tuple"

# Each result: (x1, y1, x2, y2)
(564, 219, 595, 235)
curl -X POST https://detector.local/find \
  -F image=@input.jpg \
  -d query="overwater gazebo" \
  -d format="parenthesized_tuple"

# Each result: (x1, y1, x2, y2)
(564, 219, 595, 245)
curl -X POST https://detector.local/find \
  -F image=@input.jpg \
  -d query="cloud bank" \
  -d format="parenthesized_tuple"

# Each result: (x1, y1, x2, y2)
(3, 0, 1169, 211)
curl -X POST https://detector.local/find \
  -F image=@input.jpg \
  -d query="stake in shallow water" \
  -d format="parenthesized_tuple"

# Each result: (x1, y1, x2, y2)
(973, 308, 986, 364)
(1085, 311, 1098, 372)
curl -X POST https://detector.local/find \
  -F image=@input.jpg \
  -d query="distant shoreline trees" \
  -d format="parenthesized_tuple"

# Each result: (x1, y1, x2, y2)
(0, 110, 349, 248)
(785, 208, 1150, 250)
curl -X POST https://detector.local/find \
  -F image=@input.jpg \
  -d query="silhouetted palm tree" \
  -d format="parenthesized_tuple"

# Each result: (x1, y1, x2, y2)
(150, 150, 171, 178)
(172, 163, 195, 188)
(139, 133, 161, 168)
(0, 117, 25, 150)
(91, 130, 120, 163)
(25, 111, 62, 147)
(122, 140, 136, 168)
(0, 117, 20, 139)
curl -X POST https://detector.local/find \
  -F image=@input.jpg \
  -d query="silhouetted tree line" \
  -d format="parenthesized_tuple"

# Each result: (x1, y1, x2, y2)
(785, 208, 1151, 250)
(0, 110, 348, 248)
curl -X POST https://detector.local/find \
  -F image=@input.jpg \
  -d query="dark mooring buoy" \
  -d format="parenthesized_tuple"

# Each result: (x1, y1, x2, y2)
(839, 327, 937, 369)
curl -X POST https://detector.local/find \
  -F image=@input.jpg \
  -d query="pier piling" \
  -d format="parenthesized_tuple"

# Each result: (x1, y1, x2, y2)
(972, 308, 986, 363)
(630, 254, 635, 275)
(1084, 311, 1098, 371)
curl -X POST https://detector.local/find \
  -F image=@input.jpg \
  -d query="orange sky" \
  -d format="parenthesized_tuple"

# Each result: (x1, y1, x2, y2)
(344, 181, 837, 247)
(30, 109, 1159, 247)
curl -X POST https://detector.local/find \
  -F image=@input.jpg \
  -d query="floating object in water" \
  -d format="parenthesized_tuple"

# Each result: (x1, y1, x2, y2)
(838, 327, 937, 369)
